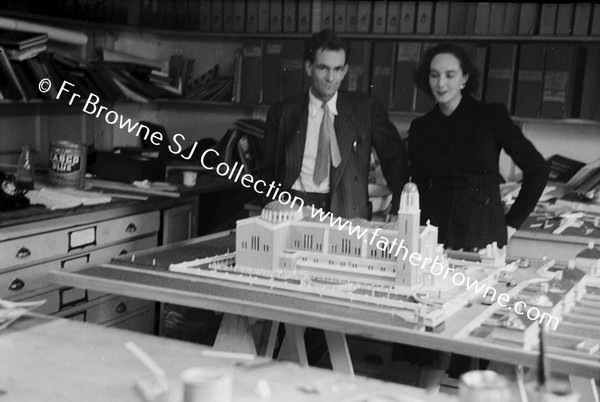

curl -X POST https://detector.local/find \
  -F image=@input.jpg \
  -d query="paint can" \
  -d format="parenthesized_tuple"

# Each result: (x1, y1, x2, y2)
(459, 370, 511, 402)
(48, 141, 87, 188)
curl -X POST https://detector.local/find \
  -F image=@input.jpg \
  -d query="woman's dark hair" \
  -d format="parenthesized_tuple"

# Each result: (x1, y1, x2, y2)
(414, 43, 480, 97)
(304, 29, 351, 64)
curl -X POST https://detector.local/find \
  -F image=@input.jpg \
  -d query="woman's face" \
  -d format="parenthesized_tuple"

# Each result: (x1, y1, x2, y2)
(429, 53, 469, 113)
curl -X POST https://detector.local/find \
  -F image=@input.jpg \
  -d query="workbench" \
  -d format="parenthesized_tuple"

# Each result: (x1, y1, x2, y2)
(51, 231, 600, 401)
(0, 313, 453, 402)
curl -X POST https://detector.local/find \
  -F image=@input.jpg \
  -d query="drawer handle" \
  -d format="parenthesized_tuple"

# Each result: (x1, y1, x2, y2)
(119, 249, 128, 255)
(16, 247, 31, 259)
(9, 278, 25, 291)
(125, 223, 137, 233)
(115, 302, 127, 314)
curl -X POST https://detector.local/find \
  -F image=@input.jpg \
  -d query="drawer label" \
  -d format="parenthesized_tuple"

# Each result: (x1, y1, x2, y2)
(61, 254, 90, 270)
(69, 227, 96, 250)
(60, 287, 88, 309)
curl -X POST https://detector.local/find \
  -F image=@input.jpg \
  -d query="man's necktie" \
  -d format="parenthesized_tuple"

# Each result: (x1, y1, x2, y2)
(313, 103, 341, 185)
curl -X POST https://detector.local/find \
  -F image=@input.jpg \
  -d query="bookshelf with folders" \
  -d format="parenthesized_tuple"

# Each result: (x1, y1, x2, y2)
(0, 2, 600, 124)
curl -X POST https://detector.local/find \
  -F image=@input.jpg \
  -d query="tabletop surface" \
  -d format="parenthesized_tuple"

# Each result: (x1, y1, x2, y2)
(0, 314, 454, 402)
(51, 231, 600, 380)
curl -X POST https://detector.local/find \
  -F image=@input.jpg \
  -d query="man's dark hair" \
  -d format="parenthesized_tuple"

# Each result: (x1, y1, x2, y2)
(414, 43, 480, 97)
(303, 29, 351, 64)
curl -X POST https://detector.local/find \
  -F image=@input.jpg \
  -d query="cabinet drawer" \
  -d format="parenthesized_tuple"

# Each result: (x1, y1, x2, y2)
(1, 235, 157, 300)
(0, 230, 69, 271)
(96, 211, 160, 246)
(107, 308, 155, 334)
(17, 287, 91, 316)
(0, 211, 160, 270)
(85, 295, 153, 325)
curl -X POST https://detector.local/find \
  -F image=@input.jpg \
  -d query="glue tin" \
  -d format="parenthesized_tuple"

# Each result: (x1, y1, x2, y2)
(459, 370, 511, 402)
(48, 141, 87, 189)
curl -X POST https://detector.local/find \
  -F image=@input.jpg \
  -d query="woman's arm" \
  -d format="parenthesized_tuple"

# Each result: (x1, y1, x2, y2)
(493, 105, 549, 229)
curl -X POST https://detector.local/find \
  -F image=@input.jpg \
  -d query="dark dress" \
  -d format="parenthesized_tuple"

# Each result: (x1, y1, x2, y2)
(408, 95, 549, 250)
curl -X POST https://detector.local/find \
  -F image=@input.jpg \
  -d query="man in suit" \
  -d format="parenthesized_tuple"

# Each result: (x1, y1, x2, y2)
(260, 29, 408, 219)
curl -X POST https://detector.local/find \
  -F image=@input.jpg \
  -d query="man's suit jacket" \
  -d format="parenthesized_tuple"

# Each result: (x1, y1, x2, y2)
(260, 91, 408, 219)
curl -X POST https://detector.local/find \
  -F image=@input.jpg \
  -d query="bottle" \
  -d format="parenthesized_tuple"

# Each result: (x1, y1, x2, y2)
(16, 144, 34, 190)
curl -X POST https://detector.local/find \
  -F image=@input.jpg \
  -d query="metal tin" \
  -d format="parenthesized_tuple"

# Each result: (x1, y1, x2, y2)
(459, 370, 511, 402)
(48, 141, 87, 189)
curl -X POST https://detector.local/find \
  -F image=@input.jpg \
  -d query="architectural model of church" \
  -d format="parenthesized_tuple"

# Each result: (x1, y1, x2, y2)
(235, 182, 468, 295)
(171, 182, 508, 329)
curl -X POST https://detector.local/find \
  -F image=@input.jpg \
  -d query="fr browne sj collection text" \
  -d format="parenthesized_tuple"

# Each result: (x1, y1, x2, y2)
(43, 79, 202, 160)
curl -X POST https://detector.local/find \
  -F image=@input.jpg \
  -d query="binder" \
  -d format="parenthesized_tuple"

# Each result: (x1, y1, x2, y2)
(321, 0, 334, 30)
(311, 0, 322, 32)
(464, 3, 477, 35)
(572, 3, 592, 36)
(269, 0, 282, 32)
(399, 1, 416, 34)
(247, 0, 259, 32)
(484, 43, 518, 112)
(343, 40, 371, 93)
(590, 4, 600, 36)
(503, 3, 520, 35)
(514, 44, 545, 117)
(433, 1, 449, 35)
(473, 45, 488, 101)
(579, 45, 600, 120)
(175, 0, 189, 30)
(518, 3, 539, 35)
(555, 3, 573, 36)
(241, 40, 263, 104)
(539, 4, 557, 36)
(223, 0, 234, 32)
(346, 1, 358, 32)
(258, 0, 270, 32)
(200, 0, 211, 31)
(297, 0, 311, 33)
(262, 40, 283, 104)
(282, 40, 304, 99)
(540, 45, 580, 119)
(357, 1, 372, 33)
(391, 42, 419, 111)
(414, 42, 437, 113)
(448, 2, 467, 35)
(372, 0, 387, 34)
(233, 0, 246, 32)
(415, 2, 433, 34)
(370, 41, 395, 108)
(488, 3, 505, 35)
(211, 0, 223, 32)
(473, 2, 490, 35)
(386, 1, 401, 34)
(282, 0, 297, 32)
(334, 0, 347, 32)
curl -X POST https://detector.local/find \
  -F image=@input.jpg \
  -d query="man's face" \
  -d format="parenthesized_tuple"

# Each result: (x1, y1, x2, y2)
(305, 48, 348, 102)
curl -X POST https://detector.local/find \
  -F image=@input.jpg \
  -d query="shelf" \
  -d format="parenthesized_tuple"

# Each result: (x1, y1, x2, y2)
(2, 97, 597, 128)
(2, 10, 600, 43)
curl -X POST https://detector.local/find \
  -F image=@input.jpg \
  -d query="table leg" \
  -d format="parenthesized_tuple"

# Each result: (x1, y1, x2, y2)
(277, 324, 308, 366)
(324, 331, 354, 375)
(257, 320, 280, 358)
(570, 375, 600, 402)
(213, 313, 257, 355)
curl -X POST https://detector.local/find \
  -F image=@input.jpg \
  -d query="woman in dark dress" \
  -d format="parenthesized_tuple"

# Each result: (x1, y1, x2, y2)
(408, 43, 549, 250)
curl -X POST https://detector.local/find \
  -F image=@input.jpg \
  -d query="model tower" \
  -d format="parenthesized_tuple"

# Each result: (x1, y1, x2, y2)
(396, 181, 423, 294)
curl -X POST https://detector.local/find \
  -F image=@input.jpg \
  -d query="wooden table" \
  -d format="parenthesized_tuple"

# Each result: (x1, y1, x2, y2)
(50, 232, 600, 401)
(0, 313, 452, 402)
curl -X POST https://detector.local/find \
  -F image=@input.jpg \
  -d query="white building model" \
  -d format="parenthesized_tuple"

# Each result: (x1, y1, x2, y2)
(235, 182, 441, 295)
(170, 182, 507, 329)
